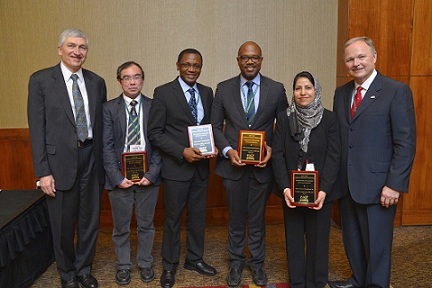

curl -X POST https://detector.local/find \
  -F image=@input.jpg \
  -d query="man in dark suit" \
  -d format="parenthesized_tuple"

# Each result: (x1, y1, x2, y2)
(329, 36, 416, 288)
(210, 41, 288, 287)
(103, 61, 161, 285)
(27, 29, 106, 288)
(148, 48, 217, 288)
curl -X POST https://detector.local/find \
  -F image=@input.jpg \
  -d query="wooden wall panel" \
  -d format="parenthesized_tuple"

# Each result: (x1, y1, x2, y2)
(411, 0, 432, 76)
(0, 128, 283, 227)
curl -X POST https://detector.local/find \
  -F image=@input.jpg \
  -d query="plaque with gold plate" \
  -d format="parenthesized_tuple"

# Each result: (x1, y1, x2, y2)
(290, 170, 318, 207)
(238, 130, 265, 164)
(122, 151, 148, 182)
(187, 124, 216, 156)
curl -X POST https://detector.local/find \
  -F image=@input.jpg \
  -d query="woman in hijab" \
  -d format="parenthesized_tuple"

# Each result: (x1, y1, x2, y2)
(272, 71, 341, 288)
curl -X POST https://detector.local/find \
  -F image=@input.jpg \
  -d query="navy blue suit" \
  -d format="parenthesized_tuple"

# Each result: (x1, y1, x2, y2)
(333, 72, 416, 287)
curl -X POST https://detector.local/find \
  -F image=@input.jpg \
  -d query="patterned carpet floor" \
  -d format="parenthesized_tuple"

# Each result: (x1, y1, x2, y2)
(31, 223, 432, 287)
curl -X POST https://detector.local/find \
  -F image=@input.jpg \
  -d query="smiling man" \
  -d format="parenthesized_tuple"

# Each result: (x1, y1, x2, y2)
(27, 29, 107, 288)
(210, 41, 288, 287)
(148, 48, 217, 288)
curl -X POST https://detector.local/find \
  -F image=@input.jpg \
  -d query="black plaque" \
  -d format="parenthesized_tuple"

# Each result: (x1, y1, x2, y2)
(187, 124, 216, 156)
(290, 170, 318, 207)
(238, 130, 265, 164)
(122, 151, 148, 182)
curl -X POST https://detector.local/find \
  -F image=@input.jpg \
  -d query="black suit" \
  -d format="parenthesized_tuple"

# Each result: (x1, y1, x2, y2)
(333, 72, 416, 287)
(27, 63, 106, 280)
(211, 74, 288, 269)
(272, 109, 340, 288)
(148, 78, 213, 270)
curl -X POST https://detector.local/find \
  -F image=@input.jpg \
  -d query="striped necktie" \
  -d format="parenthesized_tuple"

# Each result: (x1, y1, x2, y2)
(127, 100, 140, 149)
(245, 81, 255, 125)
(71, 74, 88, 141)
(188, 88, 198, 124)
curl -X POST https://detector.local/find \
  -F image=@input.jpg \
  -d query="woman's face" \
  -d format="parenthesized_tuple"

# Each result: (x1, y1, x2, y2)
(293, 77, 315, 108)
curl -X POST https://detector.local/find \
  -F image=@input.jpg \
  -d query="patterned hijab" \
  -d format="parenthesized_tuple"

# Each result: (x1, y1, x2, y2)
(286, 71, 324, 153)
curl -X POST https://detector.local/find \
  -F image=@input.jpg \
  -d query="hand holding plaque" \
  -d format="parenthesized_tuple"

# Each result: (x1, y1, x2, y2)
(187, 124, 216, 156)
(122, 151, 148, 182)
(238, 130, 265, 164)
(290, 170, 318, 207)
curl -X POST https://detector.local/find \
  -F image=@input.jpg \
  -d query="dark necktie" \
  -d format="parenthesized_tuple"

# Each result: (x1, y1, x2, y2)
(71, 74, 88, 142)
(188, 88, 198, 124)
(127, 100, 140, 149)
(351, 86, 363, 118)
(245, 81, 255, 125)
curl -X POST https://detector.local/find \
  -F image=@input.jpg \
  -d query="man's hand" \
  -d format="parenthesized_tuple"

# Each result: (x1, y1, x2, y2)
(183, 147, 205, 163)
(40, 175, 56, 197)
(227, 148, 246, 167)
(310, 191, 327, 210)
(256, 143, 272, 168)
(118, 178, 134, 189)
(283, 188, 296, 208)
(380, 186, 400, 208)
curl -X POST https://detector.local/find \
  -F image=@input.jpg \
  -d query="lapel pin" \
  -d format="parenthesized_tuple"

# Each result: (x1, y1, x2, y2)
(370, 96, 376, 99)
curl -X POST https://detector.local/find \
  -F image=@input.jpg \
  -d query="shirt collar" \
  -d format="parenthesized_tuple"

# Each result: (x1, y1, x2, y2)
(177, 77, 199, 94)
(123, 94, 142, 106)
(356, 69, 377, 91)
(60, 62, 84, 83)
(240, 73, 261, 87)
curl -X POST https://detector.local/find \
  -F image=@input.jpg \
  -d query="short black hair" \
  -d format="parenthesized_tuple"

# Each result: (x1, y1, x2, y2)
(177, 48, 203, 64)
(116, 61, 145, 81)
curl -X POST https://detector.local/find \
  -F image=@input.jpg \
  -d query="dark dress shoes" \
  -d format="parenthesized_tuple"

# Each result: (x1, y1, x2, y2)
(140, 267, 155, 282)
(61, 278, 79, 288)
(226, 268, 242, 287)
(184, 259, 217, 276)
(252, 268, 268, 286)
(328, 280, 356, 288)
(115, 269, 131, 285)
(160, 269, 175, 288)
(77, 274, 98, 288)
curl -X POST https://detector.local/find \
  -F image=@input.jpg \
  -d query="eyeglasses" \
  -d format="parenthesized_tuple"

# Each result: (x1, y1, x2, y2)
(178, 63, 202, 70)
(120, 74, 143, 83)
(238, 55, 262, 63)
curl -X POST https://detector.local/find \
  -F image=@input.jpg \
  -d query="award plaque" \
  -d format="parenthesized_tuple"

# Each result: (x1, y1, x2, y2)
(290, 170, 319, 207)
(238, 130, 265, 164)
(122, 151, 148, 182)
(187, 124, 216, 156)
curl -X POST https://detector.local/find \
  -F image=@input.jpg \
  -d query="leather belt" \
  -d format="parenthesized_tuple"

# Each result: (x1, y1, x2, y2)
(77, 139, 93, 148)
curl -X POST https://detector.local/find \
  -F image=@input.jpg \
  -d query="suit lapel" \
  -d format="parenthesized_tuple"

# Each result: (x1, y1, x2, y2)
(232, 76, 249, 127)
(352, 74, 383, 121)
(253, 76, 269, 126)
(172, 78, 197, 124)
(53, 65, 76, 126)
(83, 69, 97, 129)
(141, 94, 151, 138)
(116, 95, 127, 142)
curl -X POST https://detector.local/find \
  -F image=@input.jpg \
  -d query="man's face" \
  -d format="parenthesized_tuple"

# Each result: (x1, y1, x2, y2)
(58, 36, 88, 73)
(118, 64, 144, 99)
(344, 40, 377, 84)
(176, 53, 202, 86)
(237, 43, 263, 80)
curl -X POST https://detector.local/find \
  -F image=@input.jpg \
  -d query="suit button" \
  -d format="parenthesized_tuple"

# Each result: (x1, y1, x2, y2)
(349, 145, 353, 149)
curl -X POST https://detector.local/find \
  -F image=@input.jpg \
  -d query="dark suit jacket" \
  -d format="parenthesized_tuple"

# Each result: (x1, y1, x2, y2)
(147, 77, 214, 181)
(272, 109, 341, 202)
(102, 94, 162, 190)
(333, 72, 416, 204)
(211, 74, 288, 182)
(27, 63, 107, 190)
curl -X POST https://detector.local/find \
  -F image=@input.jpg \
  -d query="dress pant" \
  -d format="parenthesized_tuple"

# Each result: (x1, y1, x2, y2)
(340, 193, 396, 288)
(46, 144, 102, 281)
(109, 184, 159, 269)
(223, 168, 272, 270)
(283, 201, 333, 288)
(161, 170, 208, 270)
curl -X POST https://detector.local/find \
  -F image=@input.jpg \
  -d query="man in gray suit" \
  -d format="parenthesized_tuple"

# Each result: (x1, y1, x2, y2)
(148, 48, 217, 288)
(27, 29, 106, 288)
(329, 36, 416, 288)
(103, 61, 161, 285)
(211, 41, 288, 287)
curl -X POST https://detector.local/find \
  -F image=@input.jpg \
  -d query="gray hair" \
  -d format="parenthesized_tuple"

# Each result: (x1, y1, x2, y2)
(344, 36, 376, 53)
(58, 29, 88, 47)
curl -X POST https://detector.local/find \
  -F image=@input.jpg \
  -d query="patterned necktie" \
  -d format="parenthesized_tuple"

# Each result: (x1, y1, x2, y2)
(188, 88, 198, 124)
(71, 74, 88, 142)
(245, 81, 255, 125)
(351, 86, 363, 118)
(127, 100, 140, 149)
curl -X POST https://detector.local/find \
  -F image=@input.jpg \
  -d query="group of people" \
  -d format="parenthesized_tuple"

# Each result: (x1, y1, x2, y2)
(27, 28, 416, 288)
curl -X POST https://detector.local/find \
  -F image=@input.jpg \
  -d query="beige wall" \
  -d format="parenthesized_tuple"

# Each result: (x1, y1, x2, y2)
(0, 0, 338, 128)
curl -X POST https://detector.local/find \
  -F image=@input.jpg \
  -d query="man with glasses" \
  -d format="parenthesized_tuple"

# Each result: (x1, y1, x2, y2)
(103, 61, 161, 285)
(211, 41, 288, 287)
(148, 48, 217, 288)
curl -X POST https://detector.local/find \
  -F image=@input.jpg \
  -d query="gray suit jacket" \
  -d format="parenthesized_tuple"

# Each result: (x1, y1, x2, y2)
(333, 72, 416, 204)
(27, 63, 107, 190)
(102, 94, 161, 190)
(148, 78, 214, 181)
(211, 74, 288, 183)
